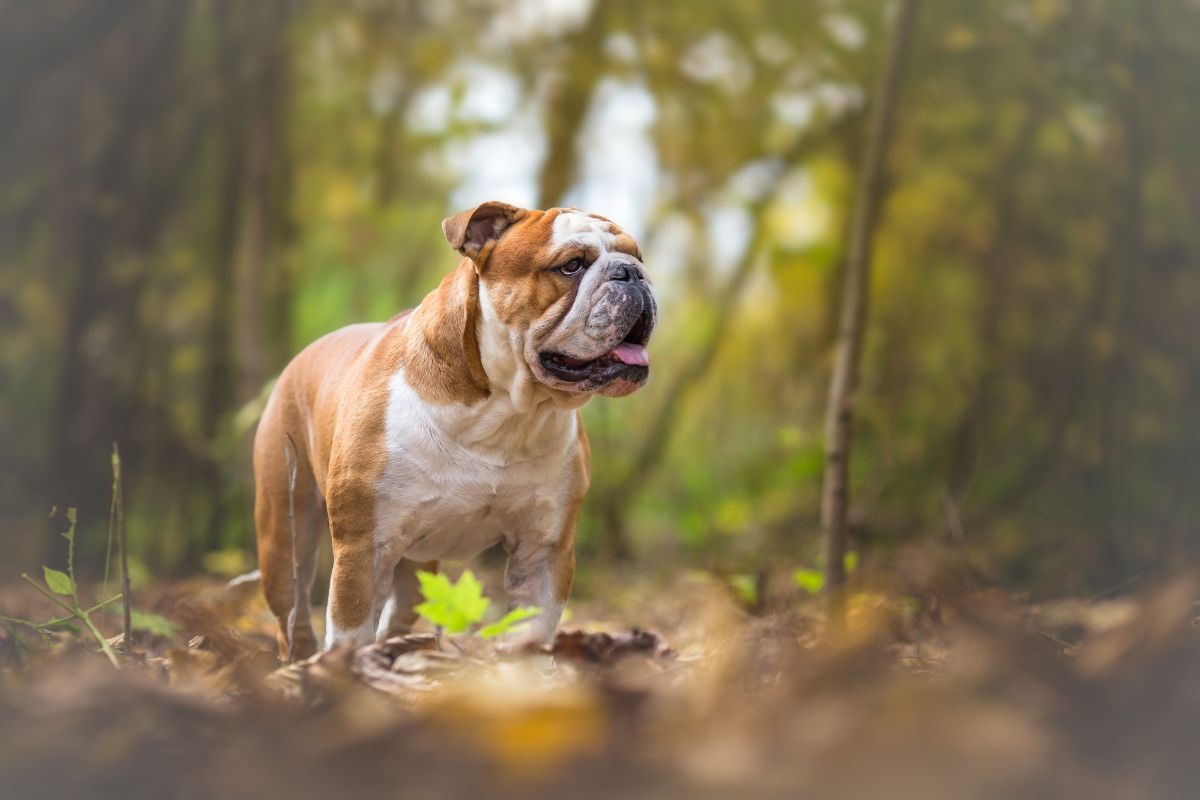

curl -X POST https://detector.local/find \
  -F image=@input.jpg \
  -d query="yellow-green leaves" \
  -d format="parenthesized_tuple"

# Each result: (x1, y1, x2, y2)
(793, 552, 860, 595)
(414, 570, 540, 639)
(730, 573, 758, 606)
(130, 609, 177, 637)
(9, 508, 123, 668)
(43, 566, 75, 597)
(415, 570, 490, 633)
(478, 607, 542, 640)
(793, 568, 825, 595)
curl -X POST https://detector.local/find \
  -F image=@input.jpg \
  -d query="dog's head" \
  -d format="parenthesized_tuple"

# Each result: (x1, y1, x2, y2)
(442, 201, 657, 399)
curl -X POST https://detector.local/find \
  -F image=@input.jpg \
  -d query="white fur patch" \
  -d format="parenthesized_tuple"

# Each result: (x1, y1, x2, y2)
(376, 595, 403, 640)
(551, 210, 619, 253)
(325, 603, 377, 648)
(372, 366, 578, 562)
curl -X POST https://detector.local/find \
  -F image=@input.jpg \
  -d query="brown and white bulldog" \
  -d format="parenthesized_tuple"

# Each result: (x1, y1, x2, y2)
(252, 201, 656, 658)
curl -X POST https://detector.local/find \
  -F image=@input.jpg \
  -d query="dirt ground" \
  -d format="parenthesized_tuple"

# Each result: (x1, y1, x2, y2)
(2, 560, 1198, 800)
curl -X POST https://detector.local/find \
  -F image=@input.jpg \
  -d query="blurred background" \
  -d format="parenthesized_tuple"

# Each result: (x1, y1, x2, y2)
(2, 0, 1198, 596)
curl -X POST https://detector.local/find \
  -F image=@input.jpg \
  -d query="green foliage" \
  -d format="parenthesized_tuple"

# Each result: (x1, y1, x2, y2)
(130, 610, 178, 638)
(479, 607, 542, 640)
(42, 566, 74, 597)
(730, 573, 759, 606)
(414, 570, 491, 633)
(793, 552, 860, 596)
(4, 505, 178, 665)
(1, 508, 123, 667)
(414, 569, 540, 639)
(4, 0, 1200, 594)
(793, 568, 825, 596)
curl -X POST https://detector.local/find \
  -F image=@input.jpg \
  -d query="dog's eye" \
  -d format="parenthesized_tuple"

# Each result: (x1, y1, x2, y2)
(556, 258, 585, 276)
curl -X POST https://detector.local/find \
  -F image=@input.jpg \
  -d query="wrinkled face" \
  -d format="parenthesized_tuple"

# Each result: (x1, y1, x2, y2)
(452, 204, 657, 398)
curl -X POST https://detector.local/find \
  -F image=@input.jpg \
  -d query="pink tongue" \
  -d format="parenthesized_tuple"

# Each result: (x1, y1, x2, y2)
(611, 342, 649, 367)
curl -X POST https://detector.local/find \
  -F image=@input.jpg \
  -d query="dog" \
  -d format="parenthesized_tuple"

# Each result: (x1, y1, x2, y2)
(252, 201, 656, 658)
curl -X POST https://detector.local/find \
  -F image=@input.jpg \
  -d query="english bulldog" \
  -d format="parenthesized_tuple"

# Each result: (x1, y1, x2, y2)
(253, 201, 656, 658)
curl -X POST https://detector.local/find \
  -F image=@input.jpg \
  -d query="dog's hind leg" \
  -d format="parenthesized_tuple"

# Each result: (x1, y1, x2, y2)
(254, 403, 324, 660)
(377, 559, 438, 639)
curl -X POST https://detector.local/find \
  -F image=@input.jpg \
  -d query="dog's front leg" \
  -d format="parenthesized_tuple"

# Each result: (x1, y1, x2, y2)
(325, 537, 391, 649)
(503, 535, 575, 645)
(324, 491, 393, 649)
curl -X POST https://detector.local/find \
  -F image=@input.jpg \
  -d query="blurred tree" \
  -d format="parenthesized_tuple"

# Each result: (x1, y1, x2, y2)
(821, 0, 920, 612)
(1, 0, 1198, 595)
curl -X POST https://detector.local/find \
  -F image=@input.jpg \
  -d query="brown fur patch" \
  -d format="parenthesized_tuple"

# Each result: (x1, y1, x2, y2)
(465, 207, 641, 331)
(254, 322, 395, 646)
(403, 261, 490, 406)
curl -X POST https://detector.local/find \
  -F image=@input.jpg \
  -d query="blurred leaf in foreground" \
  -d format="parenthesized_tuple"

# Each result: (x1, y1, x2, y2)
(415, 570, 491, 633)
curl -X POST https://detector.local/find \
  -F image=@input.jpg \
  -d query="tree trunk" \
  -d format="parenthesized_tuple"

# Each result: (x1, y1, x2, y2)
(593, 120, 856, 559)
(946, 105, 1044, 507)
(195, 8, 249, 558)
(47, 2, 190, 529)
(535, 3, 608, 207)
(819, 0, 921, 617)
(233, 0, 289, 404)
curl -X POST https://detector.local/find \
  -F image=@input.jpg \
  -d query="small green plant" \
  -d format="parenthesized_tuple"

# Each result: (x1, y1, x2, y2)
(730, 573, 758, 606)
(793, 551, 860, 596)
(3, 489, 177, 666)
(130, 609, 178, 637)
(1, 508, 124, 667)
(414, 569, 541, 640)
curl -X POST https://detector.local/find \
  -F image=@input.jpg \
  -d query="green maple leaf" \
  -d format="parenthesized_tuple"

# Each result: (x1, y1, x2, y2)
(414, 570, 491, 634)
(478, 606, 542, 639)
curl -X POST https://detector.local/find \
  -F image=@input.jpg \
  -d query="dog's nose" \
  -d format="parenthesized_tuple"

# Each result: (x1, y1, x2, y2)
(609, 262, 633, 282)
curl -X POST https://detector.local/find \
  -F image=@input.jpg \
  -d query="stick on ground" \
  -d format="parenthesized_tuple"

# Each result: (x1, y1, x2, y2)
(283, 432, 302, 663)
(112, 443, 131, 652)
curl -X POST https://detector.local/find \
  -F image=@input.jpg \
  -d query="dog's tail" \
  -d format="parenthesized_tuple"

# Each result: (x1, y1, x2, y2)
(225, 569, 261, 591)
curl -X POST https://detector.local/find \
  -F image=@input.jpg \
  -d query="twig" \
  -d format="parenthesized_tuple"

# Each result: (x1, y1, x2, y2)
(821, 0, 922, 623)
(103, 452, 118, 594)
(1091, 574, 1144, 601)
(80, 606, 123, 666)
(283, 432, 302, 664)
(113, 444, 132, 652)
(1028, 623, 1078, 654)
(941, 487, 966, 541)
(19, 574, 121, 667)
(0, 594, 123, 630)
(19, 574, 78, 617)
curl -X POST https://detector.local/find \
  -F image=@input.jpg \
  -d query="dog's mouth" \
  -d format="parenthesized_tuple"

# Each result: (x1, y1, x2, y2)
(539, 308, 652, 384)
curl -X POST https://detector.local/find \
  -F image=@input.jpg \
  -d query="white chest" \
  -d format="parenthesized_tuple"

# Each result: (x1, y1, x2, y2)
(373, 371, 578, 562)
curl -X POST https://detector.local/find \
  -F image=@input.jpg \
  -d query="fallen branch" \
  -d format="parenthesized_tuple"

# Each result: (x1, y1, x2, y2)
(283, 432, 302, 664)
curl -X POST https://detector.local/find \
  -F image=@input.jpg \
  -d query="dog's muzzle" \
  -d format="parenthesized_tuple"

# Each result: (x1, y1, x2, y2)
(539, 260, 656, 389)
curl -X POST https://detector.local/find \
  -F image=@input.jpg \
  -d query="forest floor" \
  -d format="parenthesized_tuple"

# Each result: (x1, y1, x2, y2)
(1, 556, 1198, 800)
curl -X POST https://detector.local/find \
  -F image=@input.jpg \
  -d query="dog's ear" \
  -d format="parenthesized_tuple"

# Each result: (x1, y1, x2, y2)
(441, 201, 528, 267)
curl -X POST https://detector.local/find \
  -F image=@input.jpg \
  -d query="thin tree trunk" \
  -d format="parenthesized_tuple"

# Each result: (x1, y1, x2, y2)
(535, 3, 608, 207)
(235, 105, 272, 404)
(594, 120, 851, 558)
(47, 2, 189, 526)
(820, 0, 920, 617)
(196, 8, 248, 557)
(233, 0, 288, 404)
(946, 105, 1044, 506)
